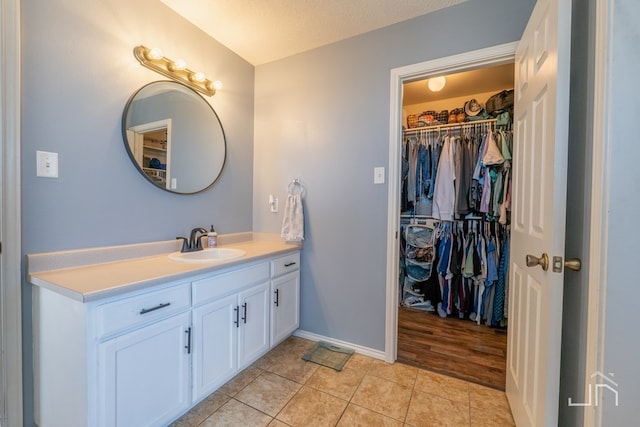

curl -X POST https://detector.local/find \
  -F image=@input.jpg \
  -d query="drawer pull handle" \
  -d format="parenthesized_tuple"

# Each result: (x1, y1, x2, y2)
(284, 262, 297, 267)
(185, 327, 192, 354)
(242, 302, 248, 324)
(139, 302, 171, 315)
(274, 289, 280, 307)
(234, 306, 239, 328)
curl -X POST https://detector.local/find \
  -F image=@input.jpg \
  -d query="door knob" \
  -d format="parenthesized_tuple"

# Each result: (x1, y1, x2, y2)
(526, 253, 549, 271)
(564, 258, 582, 271)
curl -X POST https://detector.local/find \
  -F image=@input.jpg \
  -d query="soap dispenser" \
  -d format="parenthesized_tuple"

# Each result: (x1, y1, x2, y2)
(207, 226, 218, 248)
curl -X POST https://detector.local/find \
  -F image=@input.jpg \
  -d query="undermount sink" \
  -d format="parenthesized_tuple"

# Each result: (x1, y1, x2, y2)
(168, 248, 246, 263)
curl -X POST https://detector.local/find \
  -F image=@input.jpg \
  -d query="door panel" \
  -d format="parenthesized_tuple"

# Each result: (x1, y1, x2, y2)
(238, 282, 270, 369)
(270, 271, 300, 347)
(507, 0, 572, 425)
(192, 294, 237, 402)
(99, 312, 191, 427)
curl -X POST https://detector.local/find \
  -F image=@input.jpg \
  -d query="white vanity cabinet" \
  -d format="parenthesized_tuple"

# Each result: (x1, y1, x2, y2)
(97, 282, 192, 426)
(33, 281, 192, 427)
(191, 262, 270, 402)
(270, 252, 301, 347)
(98, 312, 191, 426)
(31, 246, 300, 427)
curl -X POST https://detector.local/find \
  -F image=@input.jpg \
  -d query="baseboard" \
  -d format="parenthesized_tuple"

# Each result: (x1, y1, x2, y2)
(292, 329, 386, 361)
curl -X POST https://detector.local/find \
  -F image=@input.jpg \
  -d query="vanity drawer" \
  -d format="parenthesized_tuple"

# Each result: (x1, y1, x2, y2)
(192, 262, 270, 306)
(271, 252, 300, 278)
(96, 282, 191, 339)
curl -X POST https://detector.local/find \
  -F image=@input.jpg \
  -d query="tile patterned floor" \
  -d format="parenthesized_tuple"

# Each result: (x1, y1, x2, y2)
(170, 336, 515, 427)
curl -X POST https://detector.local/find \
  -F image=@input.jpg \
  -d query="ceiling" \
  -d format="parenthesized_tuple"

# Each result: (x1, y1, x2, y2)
(402, 63, 515, 106)
(159, 0, 466, 65)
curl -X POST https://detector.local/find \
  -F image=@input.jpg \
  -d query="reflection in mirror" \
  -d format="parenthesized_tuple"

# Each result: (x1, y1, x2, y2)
(122, 81, 226, 194)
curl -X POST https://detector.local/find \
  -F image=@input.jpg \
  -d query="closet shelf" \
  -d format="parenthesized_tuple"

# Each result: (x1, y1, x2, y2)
(404, 118, 498, 135)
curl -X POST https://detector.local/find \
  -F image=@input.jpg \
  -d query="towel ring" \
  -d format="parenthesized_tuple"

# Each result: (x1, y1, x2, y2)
(287, 179, 305, 197)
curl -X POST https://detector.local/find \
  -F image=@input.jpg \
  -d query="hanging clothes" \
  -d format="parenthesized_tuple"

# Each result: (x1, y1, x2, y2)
(399, 119, 512, 327)
(401, 122, 513, 222)
(432, 135, 456, 220)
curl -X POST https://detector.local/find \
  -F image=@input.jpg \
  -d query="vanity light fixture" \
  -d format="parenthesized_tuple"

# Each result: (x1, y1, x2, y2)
(133, 45, 218, 96)
(428, 76, 446, 92)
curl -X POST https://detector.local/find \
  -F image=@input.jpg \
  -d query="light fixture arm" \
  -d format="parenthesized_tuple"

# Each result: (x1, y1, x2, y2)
(133, 45, 217, 96)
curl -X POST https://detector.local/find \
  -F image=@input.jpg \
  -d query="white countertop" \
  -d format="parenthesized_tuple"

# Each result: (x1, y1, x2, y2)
(26, 233, 301, 303)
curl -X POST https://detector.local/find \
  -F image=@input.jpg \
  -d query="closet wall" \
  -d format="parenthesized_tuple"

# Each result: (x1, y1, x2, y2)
(398, 66, 514, 389)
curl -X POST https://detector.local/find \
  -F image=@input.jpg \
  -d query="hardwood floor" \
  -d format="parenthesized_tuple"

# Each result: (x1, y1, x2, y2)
(397, 306, 507, 391)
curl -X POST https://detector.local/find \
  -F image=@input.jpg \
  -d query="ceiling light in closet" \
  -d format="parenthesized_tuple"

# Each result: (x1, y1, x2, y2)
(428, 76, 446, 92)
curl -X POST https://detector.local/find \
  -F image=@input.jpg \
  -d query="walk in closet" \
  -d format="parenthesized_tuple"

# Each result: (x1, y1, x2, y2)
(397, 63, 514, 390)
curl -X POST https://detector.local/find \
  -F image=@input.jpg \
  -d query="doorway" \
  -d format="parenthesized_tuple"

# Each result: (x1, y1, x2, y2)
(397, 63, 514, 390)
(384, 42, 518, 388)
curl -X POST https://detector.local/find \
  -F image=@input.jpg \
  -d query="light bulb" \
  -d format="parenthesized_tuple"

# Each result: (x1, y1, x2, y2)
(147, 47, 163, 60)
(213, 80, 223, 90)
(428, 76, 446, 92)
(170, 59, 186, 71)
(191, 71, 206, 82)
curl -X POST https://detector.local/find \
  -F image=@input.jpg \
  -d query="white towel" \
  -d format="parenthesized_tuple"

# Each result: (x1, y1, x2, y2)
(281, 194, 304, 242)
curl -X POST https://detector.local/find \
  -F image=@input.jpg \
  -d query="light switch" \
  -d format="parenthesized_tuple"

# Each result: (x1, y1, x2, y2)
(374, 167, 385, 184)
(269, 194, 279, 213)
(171, 178, 177, 189)
(36, 151, 58, 178)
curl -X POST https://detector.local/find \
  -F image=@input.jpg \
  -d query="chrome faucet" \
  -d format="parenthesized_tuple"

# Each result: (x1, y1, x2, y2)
(176, 227, 208, 252)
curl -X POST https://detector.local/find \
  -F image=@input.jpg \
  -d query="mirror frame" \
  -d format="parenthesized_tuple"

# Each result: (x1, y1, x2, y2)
(121, 80, 227, 194)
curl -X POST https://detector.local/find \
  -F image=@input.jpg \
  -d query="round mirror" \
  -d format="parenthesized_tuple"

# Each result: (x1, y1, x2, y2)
(122, 81, 226, 194)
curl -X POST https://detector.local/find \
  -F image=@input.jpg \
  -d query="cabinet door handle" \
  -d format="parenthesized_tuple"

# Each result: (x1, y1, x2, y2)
(234, 306, 240, 328)
(185, 327, 192, 354)
(284, 262, 297, 267)
(242, 302, 248, 324)
(139, 302, 171, 315)
(274, 289, 280, 307)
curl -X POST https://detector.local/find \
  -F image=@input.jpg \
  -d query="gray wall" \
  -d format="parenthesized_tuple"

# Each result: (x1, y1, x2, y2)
(21, 0, 254, 252)
(601, 0, 640, 423)
(21, 0, 254, 423)
(253, 0, 536, 351)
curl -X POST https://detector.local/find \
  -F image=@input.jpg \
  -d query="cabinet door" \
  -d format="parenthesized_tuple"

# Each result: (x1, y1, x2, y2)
(99, 312, 191, 427)
(192, 294, 238, 402)
(270, 271, 300, 347)
(237, 282, 270, 369)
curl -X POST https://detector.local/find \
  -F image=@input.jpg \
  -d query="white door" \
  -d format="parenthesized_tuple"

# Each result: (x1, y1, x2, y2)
(507, 0, 572, 425)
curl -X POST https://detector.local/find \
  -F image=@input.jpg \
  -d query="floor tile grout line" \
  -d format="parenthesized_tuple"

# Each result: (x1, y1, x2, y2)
(334, 361, 369, 425)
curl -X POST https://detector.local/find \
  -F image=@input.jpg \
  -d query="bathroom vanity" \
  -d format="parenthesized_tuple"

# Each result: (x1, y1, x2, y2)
(27, 233, 300, 427)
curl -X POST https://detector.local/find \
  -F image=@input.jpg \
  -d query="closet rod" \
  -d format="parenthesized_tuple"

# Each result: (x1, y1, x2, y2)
(404, 118, 498, 135)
